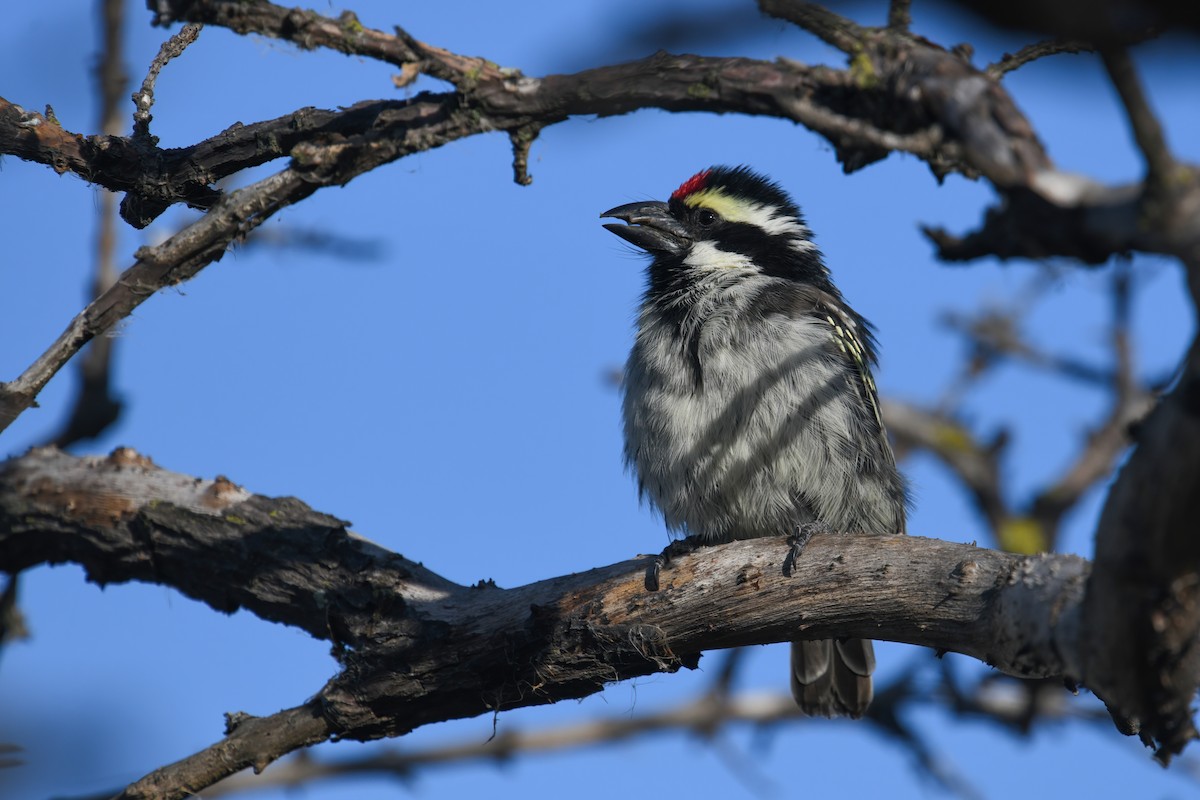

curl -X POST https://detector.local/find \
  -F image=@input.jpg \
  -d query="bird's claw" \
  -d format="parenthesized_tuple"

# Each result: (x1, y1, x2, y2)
(783, 520, 831, 577)
(645, 537, 700, 591)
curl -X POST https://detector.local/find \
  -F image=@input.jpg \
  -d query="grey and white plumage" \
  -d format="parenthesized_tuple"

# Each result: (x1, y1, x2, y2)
(602, 166, 908, 717)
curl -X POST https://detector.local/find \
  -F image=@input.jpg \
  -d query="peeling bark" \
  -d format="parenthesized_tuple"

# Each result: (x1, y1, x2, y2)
(0, 446, 1108, 796)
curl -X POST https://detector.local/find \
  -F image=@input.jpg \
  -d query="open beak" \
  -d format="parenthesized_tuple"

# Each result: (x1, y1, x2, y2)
(601, 201, 691, 256)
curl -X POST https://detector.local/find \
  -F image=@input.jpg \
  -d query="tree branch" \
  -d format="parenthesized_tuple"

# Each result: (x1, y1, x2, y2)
(143, 0, 1200, 266)
(131, 22, 202, 143)
(3, 0, 1042, 220)
(1028, 266, 1154, 536)
(758, 0, 866, 53)
(882, 399, 1007, 532)
(887, 0, 913, 32)
(117, 702, 333, 800)
(44, 0, 131, 450)
(1083, 334, 1200, 760)
(1101, 47, 1176, 197)
(0, 0, 1186, 270)
(986, 38, 1093, 79)
(0, 446, 1097, 797)
(0, 167, 317, 436)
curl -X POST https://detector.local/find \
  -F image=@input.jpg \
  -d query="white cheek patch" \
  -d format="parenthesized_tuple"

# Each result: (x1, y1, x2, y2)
(740, 203, 808, 237)
(684, 241, 755, 271)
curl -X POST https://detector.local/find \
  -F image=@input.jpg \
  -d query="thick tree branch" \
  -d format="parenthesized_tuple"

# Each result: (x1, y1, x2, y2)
(4, 0, 1041, 223)
(1083, 335, 1200, 760)
(922, 175, 1195, 264)
(0, 0, 1186, 270)
(141, 0, 1200, 265)
(933, 41, 1200, 265)
(0, 446, 1097, 798)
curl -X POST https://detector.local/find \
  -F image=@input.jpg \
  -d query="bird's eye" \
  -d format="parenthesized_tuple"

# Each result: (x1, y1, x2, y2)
(695, 208, 719, 227)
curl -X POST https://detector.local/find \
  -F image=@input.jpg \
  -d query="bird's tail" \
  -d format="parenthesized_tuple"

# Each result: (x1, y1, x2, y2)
(789, 638, 875, 718)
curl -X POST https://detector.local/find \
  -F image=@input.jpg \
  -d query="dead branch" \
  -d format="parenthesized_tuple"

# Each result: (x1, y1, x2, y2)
(1, 445, 1095, 798)
(1083, 327, 1200, 760)
(1028, 267, 1155, 536)
(882, 399, 1007, 532)
(887, 0, 913, 32)
(0, 0, 1187, 272)
(45, 0, 131, 449)
(0, 167, 317, 436)
(986, 39, 1094, 79)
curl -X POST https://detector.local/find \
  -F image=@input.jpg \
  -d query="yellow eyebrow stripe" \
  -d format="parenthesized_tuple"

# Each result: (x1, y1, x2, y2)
(682, 188, 753, 222)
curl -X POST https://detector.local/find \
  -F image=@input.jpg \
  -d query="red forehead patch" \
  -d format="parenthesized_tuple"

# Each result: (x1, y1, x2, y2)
(670, 169, 711, 201)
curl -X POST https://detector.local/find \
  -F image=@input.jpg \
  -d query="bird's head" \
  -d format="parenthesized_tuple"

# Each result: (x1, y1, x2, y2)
(601, 165, 831, 291)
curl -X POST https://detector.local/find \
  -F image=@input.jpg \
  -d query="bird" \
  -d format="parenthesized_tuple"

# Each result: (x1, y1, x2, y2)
(601, 165, 908, 717)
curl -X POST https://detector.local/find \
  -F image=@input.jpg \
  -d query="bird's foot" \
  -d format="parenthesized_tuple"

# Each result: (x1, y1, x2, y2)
(783, 520, 831, 577)
(645, 537, 701, 592)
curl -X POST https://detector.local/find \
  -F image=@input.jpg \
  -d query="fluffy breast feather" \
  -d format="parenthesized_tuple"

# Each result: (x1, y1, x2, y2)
(623, 279, 906, 541)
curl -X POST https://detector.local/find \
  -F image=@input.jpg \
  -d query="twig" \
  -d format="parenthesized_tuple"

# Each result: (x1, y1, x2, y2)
(2, 81, 534, 433)
(887, 0, 912, 31)
(708, 647, 746, 700)
(1101, 47, 1177, 195)
(758, 0, 865, 53)
(148, 3, 423, 69)
(986, 38, 1093, 79)
(115, 702, 333, 800)
(0, 168, 316, 436)
(241, 225, 385, 261)
(200, 693, 808, 798)
(46, 0, 128, 449)
(0, 573, 25, 653)
(775, 91, 948, 162)
(0, 742, 23, 770)
(509, 124, 539, 186)
(97, 0, 128, 134)
(867, 665, 983, 800)
(1028, 261, 1152, 537)
(941, 309, 1116, 387)
(132, 23, 202, 142)
(882, 399, 1007, 532)
(196, 656, 1130, 800)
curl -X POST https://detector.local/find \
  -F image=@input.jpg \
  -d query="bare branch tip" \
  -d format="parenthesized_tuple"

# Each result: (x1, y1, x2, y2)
(509, 126, 539, 187)
(986, 39, 1094, 80)
(132, 23, 203, 142)
(1100, 46, 1176, 189)
(758, 0, 864, 54)
(887, 0, 913, 31)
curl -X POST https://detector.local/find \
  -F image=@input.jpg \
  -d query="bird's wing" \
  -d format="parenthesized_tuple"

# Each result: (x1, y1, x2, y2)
(787, 287, 892, 462)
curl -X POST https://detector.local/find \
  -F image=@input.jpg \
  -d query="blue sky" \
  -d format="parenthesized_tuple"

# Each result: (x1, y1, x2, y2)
(1, 1, 1197, 798)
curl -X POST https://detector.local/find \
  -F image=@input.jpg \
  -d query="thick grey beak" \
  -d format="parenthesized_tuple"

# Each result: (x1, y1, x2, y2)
(601, 201, 690, 256)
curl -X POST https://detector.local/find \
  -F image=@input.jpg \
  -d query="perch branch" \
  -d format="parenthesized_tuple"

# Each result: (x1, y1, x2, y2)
(0, 445, 1100, 797)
